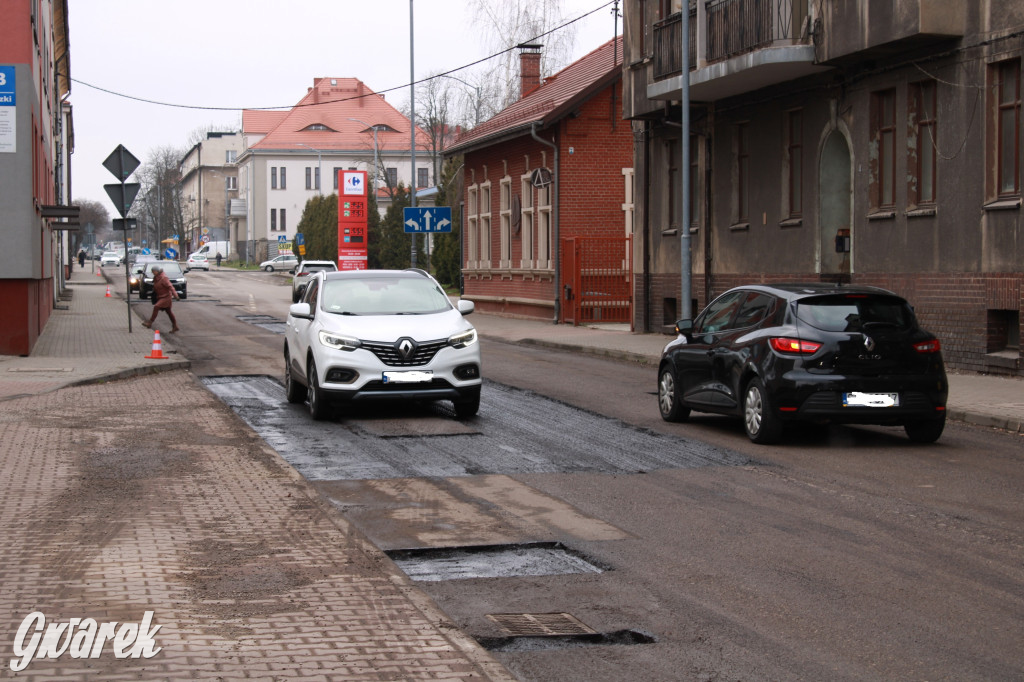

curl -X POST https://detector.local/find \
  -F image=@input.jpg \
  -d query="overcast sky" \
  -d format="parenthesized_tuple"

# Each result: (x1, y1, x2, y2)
(68, 0, 619, 213)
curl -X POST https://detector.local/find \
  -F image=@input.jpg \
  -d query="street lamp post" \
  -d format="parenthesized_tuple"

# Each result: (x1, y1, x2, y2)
(437, 73, 482, 126)
(348, 118, 383, 188)
(294, 143, 323, 195)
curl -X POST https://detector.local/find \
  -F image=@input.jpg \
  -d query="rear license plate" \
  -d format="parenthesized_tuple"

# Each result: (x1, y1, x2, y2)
(382, 370, 433, 384)
(843, 392, 899, 407)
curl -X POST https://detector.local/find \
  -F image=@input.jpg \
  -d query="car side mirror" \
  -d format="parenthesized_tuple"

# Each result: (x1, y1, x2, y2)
(289, 302, 312, 319)
(675, 319, 693, 338)
(457, 299, 475, 316)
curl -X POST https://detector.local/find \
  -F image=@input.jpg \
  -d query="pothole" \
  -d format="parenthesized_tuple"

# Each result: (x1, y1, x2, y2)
(236, 314, 287, 334)
(385, 542, 607, 581)
(477, 629, 656, 652)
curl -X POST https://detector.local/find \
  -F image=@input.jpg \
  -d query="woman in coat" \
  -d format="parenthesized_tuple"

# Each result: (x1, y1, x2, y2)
(142, 266, 180, 333)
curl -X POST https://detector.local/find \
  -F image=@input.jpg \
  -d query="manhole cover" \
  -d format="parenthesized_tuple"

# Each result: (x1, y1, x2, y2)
(386, 542, 605, 582)
(487, 613, 596, 637)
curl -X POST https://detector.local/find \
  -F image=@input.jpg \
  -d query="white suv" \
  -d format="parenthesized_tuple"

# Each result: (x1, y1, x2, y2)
(291, 260, 337, 302)
(284, 269, 481, 420)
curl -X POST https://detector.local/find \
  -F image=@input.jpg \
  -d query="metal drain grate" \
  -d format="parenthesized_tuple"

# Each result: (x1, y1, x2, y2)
(487, 612, 596, 637)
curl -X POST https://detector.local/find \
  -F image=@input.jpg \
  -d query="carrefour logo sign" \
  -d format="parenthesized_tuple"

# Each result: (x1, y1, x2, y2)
(343, 171, 365, 196)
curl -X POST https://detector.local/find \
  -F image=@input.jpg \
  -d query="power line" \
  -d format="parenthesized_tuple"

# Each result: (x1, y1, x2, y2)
(66, 2, 615, 113)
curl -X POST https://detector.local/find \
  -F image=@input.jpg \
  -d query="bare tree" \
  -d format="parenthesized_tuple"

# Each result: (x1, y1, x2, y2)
(70, 199, 110, 253)
(415, 74, 461, 184)
(132, 145, 187, 255)
(469, 0, 578, 115)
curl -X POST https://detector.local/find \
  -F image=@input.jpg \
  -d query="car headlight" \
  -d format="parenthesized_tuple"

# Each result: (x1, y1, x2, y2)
(448, 329, 478, 349)
(318, 330, 361, 351)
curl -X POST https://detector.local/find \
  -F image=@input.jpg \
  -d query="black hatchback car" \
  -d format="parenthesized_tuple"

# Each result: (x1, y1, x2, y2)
(657, 284, 947, 444)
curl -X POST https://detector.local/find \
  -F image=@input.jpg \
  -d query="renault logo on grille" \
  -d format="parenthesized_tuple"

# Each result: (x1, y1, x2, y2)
(396, 338, 417, 360)
(863, 335, 876, 352)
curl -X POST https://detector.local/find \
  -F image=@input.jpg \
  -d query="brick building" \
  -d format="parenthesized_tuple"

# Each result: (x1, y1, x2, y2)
(623, 0, 1023, 376)
(447, 38, 635, 324)
(0, 0, 74, 356)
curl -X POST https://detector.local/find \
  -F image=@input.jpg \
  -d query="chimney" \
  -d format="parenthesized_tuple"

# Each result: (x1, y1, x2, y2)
(519, 43, 543, 99)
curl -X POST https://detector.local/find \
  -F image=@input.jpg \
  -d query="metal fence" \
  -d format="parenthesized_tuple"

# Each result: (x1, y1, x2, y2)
(654, 0, 807, 79)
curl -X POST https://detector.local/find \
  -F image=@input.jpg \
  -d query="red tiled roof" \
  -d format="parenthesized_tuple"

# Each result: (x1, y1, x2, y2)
(448, 36, 623, 153)
(244, 78, 429, 152)
(242, 110, 288, 134)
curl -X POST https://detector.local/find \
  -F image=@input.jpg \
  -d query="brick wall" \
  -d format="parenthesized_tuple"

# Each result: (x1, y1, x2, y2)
(463, 81, 634, 322)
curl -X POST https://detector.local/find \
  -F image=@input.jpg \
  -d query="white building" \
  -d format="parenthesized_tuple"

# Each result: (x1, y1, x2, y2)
(235, 78, 435, 262)
(178, 131, 243, 256)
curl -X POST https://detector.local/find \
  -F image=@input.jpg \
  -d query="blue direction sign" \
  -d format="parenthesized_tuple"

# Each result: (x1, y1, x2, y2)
(403, 206, 452, 233)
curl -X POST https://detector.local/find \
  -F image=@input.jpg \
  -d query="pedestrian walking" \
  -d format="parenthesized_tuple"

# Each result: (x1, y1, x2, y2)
(77, 248, 86, 268)
(215, 251, 223, 267)
(142, 266, 180, 333)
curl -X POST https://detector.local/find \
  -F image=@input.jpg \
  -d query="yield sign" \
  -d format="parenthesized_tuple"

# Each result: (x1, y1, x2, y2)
(102, 144, 141, 181)
(104, 182, 141, 218)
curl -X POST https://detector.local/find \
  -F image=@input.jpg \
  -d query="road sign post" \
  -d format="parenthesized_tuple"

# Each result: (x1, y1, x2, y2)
(402, 206, 452, 234)
(103, 144, 141, 331)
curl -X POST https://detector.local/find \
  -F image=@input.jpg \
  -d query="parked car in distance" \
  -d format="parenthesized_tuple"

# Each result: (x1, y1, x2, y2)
(185, 253, 210, 272)
(284, 268, 481, 420)
(657, 283, 948, 444)
(138, 262, 187, 300)
(291, 260, 338, 302)
(100, 251, 122, 267)
(259, 254, 299, 272)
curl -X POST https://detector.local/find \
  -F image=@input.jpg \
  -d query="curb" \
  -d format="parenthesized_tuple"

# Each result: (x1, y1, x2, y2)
(947, 409, 1024, 435)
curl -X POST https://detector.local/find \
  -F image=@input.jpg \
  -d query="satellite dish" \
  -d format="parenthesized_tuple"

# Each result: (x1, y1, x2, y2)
(531, 167, 552, 189)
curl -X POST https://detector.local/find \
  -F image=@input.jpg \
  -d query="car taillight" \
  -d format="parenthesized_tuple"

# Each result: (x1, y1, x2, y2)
(769, 337, 822, 354)
(913, 339, 941, 353)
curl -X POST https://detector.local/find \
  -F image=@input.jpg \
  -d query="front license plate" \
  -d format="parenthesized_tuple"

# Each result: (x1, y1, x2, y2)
(382, 370, 433, 384)
(843, 392, 899, 408)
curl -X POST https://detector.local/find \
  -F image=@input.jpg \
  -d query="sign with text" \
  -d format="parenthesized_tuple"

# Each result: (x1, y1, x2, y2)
(338, 171, 368, 270)
(0, 65, 16, 153)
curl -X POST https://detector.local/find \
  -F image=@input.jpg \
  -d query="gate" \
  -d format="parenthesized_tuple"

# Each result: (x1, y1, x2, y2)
(560, 236, 633, 325)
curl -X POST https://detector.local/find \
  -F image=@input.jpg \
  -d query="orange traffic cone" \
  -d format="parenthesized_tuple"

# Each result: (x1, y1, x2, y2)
(104, 286, 111, 297)
(96, 269, 103, 277)
(145, 329, 168, 360)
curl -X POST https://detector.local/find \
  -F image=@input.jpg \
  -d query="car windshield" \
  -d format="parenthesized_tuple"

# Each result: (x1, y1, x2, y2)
(796, 294, 914, 332)
(303, 264, 335, 273)
(147, 263, 184, 278)
(320, 277, 452, 315)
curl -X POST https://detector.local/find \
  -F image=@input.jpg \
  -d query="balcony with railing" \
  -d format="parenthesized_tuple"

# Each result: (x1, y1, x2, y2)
(649, 0, 827, 102)
(648, 0, 967, 103)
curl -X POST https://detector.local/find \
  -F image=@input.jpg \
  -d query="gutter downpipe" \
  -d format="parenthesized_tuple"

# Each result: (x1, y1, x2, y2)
(531, 122, 560, 323)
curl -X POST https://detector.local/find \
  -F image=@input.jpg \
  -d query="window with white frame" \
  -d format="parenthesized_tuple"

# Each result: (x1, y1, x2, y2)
(479, 181, 492, 265)
(226, 176, 237, 191)
(621, 168, 635, 235)
(537, 181, 552, 269)
(499, 176, 512, 267)
(226, 150, 237, 163)
(467, 185, 479, 268)
(520, 174, 534, 267)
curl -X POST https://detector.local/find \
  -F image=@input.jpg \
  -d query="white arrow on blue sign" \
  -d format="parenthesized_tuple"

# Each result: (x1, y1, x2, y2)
(403, 206, 452, 233)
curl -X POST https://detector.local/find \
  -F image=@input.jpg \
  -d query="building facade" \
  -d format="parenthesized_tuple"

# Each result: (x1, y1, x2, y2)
(178, 131, 242, 257)
(623, 0, 1024, 375)
(235, 78, 435, 263)
(448, 39, 635, 324)
(0, 0, 73, 356)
